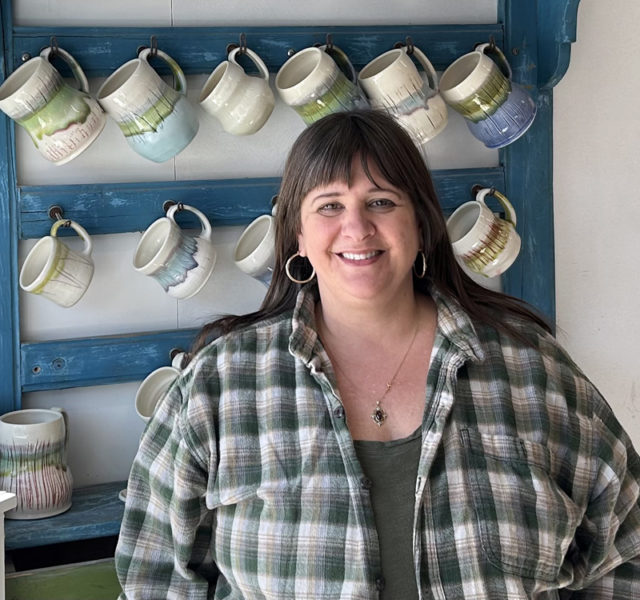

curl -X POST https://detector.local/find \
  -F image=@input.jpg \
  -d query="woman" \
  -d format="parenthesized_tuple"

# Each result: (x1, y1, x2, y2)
(116, 110, 640, 598)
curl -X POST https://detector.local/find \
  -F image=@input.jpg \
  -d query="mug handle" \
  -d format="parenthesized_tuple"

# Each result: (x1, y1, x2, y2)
(166, 203, 213, 242)
(40, 46, 90, 94)
(228, 47, 270, 82)
(320, 44, 357, 83)
(408, 46, 438, 94)
(475, 42, 513, 80)
(476, 188, 517, 227)
(138, 47, 188, 95)
(50, 406, 70, 462)
(50, 219, 93, 259)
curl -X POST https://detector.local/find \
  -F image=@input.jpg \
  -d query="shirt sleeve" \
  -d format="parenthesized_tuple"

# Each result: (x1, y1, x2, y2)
(115, 373, 219, 599)
(567, 391, 640, 598)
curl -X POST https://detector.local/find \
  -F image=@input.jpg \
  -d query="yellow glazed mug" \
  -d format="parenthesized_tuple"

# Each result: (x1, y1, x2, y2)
(19, 219, 94, 307)
(446, 188, 521, 278)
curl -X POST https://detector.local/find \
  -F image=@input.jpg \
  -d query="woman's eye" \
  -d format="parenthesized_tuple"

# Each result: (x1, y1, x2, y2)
(318, 202, 342, 213)
(369, 198, 396, 209)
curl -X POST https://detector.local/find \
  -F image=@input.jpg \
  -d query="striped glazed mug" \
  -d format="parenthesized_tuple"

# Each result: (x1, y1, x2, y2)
(446, 188, 521, 278)
(0, 408, 73, 519)
(276, 45, 369, 125)
(97, 48, 199, 162)
(439, 43, 536, 148)
(133, 203, 216, 299)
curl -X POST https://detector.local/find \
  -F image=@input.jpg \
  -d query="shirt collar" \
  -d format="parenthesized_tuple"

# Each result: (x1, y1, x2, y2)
(288, 283, 485, 366)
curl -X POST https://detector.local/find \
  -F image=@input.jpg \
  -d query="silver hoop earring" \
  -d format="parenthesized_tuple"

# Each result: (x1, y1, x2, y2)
(285, 252, 316, 284)
(413, 250, 427, 279)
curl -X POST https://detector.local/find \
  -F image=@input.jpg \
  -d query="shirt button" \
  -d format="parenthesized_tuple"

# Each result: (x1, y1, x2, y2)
(375, 576, 386, 591)
(333, 406, 345, 419)
(361, 477, 373, 490)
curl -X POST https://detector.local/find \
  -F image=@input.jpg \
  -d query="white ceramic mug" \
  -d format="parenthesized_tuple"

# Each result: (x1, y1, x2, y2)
(446, 188, 521, 278)
(275, 44, 369, 125)
(0, 408, 73, 519)
(135, 366, 180, 422)
(19, 219, 94, 307)
(0, 46, 106, 165)
(439, 43, 536, 148)
(358, 45, 448, 146)
(97, 48, 199, 162)
(200, 47, 275, 135)
(234, 214, 275, 285)
(133, 203, 216, 299)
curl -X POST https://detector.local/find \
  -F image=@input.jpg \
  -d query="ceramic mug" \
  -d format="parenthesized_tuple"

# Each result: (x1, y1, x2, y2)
(135, 366, 180, 422)
(97, 48, 199, 162)
(0, 408, 73, 519)
(0, 46, 106, 165)
(234, 214, 275, 285)
(200, 47, 275, 135)
(439, 43, 536, 148)
(19, 219, 94, 307)
(446, 187, 521, 278)
(275, 44, 369, 125)
(358, 45, 448, 146)
(133, 203, 216, 299)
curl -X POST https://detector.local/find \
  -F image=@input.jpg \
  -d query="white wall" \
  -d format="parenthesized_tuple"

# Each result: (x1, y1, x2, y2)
(554, 0, 640, 447)
(15, 0, 638, 488)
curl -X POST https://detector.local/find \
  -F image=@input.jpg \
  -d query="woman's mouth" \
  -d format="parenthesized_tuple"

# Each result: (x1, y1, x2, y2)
(339, 250, 382, 261)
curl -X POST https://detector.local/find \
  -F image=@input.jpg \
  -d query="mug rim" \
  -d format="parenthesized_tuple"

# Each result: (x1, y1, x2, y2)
(275, 47, 326, 91)
(132, 217, 174, 271)
(0, 57, 49, 101)
(97, 58, 145, 99)
(0, 408, 63, 426)
(358, 48, 404, 81)
(199, 60, 233, 102)
(446, 201, 484, 245)
(19, 236, 58, 291)
(234, 214, 274, 263)
(135, 366, 180, 422)
(439, 51, 489, 94)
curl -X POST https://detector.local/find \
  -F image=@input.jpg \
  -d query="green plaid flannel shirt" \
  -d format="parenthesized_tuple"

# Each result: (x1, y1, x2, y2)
(116, 286, 640, 599)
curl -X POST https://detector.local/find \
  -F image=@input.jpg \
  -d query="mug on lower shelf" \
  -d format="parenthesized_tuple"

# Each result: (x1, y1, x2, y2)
(446, 187, 521, 278)
(0, 408, 73, 520)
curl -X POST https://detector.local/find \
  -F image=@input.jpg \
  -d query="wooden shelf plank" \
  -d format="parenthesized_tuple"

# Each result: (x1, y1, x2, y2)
(19, 168, 505, 239)
(21, 329, 198, 392)
(4, 481, 126, 551)
(10, 24, 503, 76)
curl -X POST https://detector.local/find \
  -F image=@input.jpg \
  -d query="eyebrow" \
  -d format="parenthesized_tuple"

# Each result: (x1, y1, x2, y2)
(309, 186, 401, 204)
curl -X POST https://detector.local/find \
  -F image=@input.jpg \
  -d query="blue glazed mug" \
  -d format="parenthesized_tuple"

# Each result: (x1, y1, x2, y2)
(133, 203, 216, 299)
(97, 48, 199, 162)
(439, 43, 536, 148)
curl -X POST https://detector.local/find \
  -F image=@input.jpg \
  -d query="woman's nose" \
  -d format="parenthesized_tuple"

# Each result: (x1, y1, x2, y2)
(341, 207, 375, 240)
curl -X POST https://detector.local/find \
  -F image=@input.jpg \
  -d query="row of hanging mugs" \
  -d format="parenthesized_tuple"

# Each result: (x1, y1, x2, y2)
(19, 186, 520, 309)
(0, 36, 537, 165)
(18, 201, 277, 308)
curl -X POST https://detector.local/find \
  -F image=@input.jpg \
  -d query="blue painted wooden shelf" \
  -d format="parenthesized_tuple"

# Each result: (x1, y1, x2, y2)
(4, 481, 126, 551)
(0, 0, 582, 552)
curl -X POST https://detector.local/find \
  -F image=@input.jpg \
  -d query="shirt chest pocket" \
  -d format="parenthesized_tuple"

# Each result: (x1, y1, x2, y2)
(460, 428, 583, 583)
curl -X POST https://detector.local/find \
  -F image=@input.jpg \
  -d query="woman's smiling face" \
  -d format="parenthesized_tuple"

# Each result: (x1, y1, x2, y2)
(297, 155, 421, 310)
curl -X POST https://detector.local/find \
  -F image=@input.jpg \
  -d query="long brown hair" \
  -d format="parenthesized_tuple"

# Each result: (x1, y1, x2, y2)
(191, 109, 550, 355)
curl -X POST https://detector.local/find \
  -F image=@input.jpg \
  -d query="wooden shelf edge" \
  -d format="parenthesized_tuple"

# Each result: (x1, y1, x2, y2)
(4, 480, 126, 551)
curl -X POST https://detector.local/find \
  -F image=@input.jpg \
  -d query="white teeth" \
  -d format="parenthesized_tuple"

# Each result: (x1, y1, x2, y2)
(341, 251, 379, 261)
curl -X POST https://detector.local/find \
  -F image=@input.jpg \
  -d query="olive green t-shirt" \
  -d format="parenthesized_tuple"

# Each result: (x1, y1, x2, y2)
(354, 426, 422, 599)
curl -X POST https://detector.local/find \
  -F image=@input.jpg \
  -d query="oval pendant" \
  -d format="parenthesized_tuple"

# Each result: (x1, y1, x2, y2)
(371, 404, 387, 427)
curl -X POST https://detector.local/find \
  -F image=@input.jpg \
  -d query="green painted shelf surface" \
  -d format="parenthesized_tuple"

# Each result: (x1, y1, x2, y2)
(4, 480, 126, 551)
(6, 557, 121, 600)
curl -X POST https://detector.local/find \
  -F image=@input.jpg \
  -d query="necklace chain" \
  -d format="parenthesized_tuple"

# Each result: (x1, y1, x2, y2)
(370, 321, 419, 426)
(320, 315, 420, 427)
